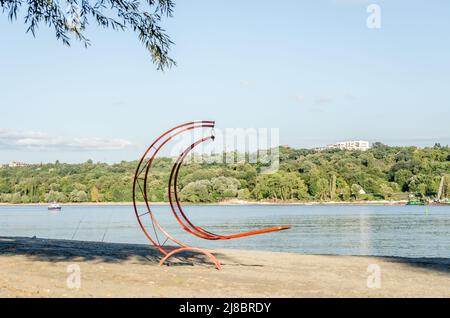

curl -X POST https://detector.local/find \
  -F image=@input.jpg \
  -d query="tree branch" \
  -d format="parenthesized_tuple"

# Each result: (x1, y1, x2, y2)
(1, 0, 175, 70)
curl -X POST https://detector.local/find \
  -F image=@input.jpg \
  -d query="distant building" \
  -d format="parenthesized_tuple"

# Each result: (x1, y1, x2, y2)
(5, 161, 32, 168)
(319, 141, 371, 151)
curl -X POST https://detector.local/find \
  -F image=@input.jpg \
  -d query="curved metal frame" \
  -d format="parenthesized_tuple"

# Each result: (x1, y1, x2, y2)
(132, 121, 290, 270)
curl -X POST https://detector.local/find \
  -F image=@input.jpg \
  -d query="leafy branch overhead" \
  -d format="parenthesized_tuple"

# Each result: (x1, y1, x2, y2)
(0, 0, 175, 70)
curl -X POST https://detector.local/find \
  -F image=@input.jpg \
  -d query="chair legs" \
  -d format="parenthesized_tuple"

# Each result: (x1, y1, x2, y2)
(159, 247, 222, 270)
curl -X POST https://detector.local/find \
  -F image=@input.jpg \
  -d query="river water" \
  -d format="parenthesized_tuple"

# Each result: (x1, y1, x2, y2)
(0, 204, 449, 258)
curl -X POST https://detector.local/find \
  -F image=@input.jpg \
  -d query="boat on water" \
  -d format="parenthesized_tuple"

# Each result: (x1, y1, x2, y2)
(48, 202, 62, 211)
(406, 199, 426, 206)
(406, 193, 427, 206)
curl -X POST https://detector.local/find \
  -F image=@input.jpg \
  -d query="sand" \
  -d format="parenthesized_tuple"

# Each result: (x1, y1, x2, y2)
(0, 236, 449, 298)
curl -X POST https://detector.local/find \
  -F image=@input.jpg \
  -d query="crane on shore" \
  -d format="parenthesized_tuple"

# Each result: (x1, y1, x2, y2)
(435, 176, 449, 205)
(437, 176, 445, 201)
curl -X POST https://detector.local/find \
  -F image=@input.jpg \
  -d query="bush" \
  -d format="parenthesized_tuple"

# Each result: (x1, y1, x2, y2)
(237, 188, 251, 200)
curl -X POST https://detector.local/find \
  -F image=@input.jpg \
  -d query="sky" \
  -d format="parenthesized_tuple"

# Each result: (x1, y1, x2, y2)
(0, 0, 449, 163)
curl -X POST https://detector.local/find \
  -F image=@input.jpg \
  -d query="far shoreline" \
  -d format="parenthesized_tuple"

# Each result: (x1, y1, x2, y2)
(0, 199, 411, 207)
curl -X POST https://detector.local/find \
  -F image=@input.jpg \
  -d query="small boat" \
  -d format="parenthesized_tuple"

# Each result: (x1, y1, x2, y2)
(48, 202, 62, 211)
(406, 199, 426, 206)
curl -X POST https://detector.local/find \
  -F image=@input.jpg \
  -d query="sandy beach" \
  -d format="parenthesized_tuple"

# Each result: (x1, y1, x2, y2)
(0, 236, 448, 298)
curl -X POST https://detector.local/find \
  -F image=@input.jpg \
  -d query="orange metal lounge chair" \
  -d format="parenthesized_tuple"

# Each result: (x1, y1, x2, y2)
(132, 121, 290, 269)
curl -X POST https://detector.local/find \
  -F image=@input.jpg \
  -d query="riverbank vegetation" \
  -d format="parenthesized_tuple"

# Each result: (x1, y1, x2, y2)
(0, 143, 449, 204)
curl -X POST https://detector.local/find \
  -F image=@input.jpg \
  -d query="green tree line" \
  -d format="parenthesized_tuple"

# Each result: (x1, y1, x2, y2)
(0, 143, 449, 204)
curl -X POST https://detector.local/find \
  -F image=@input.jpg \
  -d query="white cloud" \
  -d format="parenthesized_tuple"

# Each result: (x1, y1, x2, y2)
(0, 129, 134, 151)
(314, 96, 333, 105)
(292, 94, 305, 103)
(239, 80, 250, 86)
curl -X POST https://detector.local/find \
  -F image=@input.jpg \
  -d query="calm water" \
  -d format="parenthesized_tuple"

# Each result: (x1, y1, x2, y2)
(0, 205, 449, 258)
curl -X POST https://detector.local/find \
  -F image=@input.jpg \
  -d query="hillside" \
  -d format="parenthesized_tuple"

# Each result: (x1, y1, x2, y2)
(0, 143, 449, 204)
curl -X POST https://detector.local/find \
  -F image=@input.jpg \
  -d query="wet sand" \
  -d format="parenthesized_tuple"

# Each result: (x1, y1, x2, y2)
(0, 236, 449, 298)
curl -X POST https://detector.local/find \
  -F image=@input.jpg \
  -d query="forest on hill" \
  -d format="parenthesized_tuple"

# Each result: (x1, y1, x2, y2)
(0, 143, 449, 204)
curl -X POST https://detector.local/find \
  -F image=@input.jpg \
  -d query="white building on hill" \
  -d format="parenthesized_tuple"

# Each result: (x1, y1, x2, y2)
(325, 140, 370, 151)
(1, 161, 32, 168)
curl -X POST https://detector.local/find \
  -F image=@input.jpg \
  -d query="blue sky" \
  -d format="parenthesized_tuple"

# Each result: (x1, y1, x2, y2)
(1, 0, 449, 163)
